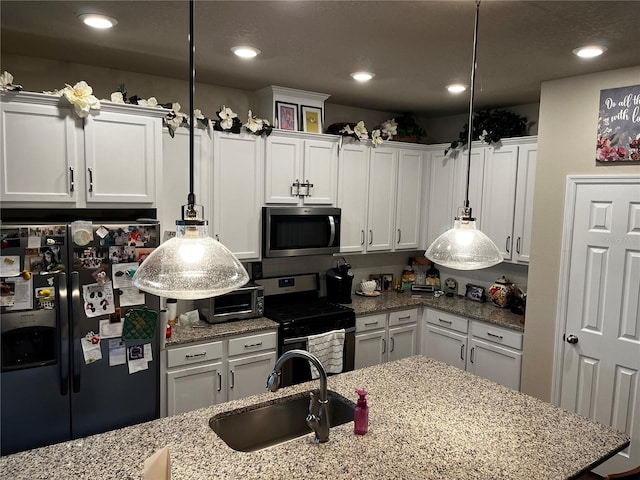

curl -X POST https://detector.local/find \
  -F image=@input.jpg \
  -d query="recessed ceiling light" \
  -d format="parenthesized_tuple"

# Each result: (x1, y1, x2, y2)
(79, 14, 118, 29)
(446, 84, 467, 93)
(572, 45, 607, 58)
(351, 72, 375, 82)
(231, 46, 261, 58)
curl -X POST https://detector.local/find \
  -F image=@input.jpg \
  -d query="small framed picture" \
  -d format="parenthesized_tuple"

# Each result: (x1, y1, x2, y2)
(300, 105, 323, 134)
(465, 284, 486, 303)
(275, 101, 299, 131)
(381, 273, 394, 291)
(369, 274, 382, 291)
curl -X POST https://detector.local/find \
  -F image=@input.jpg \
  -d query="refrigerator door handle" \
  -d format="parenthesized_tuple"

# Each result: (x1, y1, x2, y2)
(57, 272, 70, 396)
(71, 272, 82, 394)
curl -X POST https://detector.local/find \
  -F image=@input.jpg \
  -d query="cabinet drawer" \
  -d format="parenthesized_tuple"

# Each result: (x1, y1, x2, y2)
(356, 313, 387, 333)
(471, 321, 522, 350)
(425, 309, 468, 334)
(388, 308, 418, 327)
(167, 341, 223, 368)
(228, 331, 277, 357)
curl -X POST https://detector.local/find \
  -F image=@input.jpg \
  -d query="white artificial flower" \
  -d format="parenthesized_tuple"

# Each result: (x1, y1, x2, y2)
(62, 81, 100, 118)
(0, 71, 21, 91)
(110, 92, 125, 103)
(166, 116, 182, 131)
(244, 110, 263, 133)
(339, 125, 354, 135)
(380, 118, 398, 139)
(194, 109, 205, 120)
(43, 89, 64, 96)
(479, 129, 489, 143)
(371, 129, 383, 146)
(172, 102, 182, 113)
(354, 121, 368, 140)
(146, 97, 158, 107)
(218, 105, 237, 130)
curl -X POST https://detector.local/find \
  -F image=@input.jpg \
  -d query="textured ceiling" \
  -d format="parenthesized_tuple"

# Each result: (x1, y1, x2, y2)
(2, 1, 639, 117)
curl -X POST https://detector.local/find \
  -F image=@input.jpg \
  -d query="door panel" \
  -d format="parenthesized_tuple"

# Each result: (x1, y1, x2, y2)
(558, 177, 640, 474)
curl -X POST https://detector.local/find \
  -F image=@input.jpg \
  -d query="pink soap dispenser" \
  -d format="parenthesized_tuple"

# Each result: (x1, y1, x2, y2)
(354, 389, 369, 435)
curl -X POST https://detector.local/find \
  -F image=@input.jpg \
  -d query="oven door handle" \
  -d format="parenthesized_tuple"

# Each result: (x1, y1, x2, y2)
(283, 326, 355, 345)
(328, 216, 336, 247)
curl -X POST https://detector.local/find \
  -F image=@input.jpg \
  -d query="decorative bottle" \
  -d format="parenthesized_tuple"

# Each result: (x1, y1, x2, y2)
(354, 389, 369, 435)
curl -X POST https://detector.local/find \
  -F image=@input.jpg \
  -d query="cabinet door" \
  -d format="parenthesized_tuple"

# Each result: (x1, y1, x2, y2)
(468, 338, 521, 390)
(338, 143, 369, 253)
(394, 149, 423, 250)
(480, 145, 518, 260)
(422, 323, 467, 370)
(84, 111, 158, 204)
(166, 361, 223, 416)
(355, 330, 386, 369)
(264, 136, 301, 204)
(453, 148, 485, 229)
(227, 351, 277, 402)
(512, 144, 537, 263)
(366, 147, 397, 251)
(426, 151, 457, 246)
(1, 100, 80, 204)
(213, 132, 262, 259)
(388, 323, 417, 362)
(160, 128, 210, 237)
(302, 139, 338, 205)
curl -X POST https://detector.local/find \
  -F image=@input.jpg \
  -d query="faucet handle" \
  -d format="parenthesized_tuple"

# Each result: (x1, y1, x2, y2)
(307, 391, 319, 417)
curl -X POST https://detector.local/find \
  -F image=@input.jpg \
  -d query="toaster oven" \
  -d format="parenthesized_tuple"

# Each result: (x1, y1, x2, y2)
(195, 283, 264, 323)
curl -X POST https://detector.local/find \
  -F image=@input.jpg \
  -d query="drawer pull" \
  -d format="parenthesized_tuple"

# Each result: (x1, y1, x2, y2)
(185, 352, 207, 359)
(460, 344, 465, 361)
(470, 346, 475, 364)
(69, 167, 75, 192)
(230, 370, 235, 389)
(398, 315, 411, 321)
(364, 321, 379, 327)
(244, 342, 263, 348)
(487, 332, 504, 340)
(390, 336, 395, 353)
(382, 338, 386, 354)
(217, 372, 222, 392)
(438, 318, 452, 324)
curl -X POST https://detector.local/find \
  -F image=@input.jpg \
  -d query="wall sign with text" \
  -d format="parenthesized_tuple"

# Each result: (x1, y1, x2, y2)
(596, 84, 640, 165)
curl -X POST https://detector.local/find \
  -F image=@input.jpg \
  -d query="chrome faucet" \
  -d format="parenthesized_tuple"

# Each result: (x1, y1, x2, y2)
(266, 349, 330, 444)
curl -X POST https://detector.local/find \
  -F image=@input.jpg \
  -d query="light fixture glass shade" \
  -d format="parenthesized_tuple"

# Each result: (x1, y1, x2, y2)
(425, 219, 503, 270)
(132, 223, 249, 300)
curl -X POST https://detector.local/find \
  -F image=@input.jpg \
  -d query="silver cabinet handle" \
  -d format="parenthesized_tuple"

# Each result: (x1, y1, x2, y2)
(87, 168, 94, 192)
(390, 336, 395, 352)
(398, 315, 411, 321)
(364, 321, 379, 327)
(460, 344, 465, 361)
(328, 216, 336, 247)
(439, 318, 452, 325)
(244, 341, 262, 348)
(215, 234, 220, 241)
(361, 230, 365, 246)
(505, 236, 511, 253)
(368, 230, 373, 245)
(217, 372, 222, 392)
(470, 346, 475, 364)
(69, 167, 75, 192)
(185, 352, 207, 359)
(397, 229, 401, 244)
(516, 237, 521, 254)
(382, 338, 386, 354)
(487, 332, 504, 340)
(230, 370, 235, 389)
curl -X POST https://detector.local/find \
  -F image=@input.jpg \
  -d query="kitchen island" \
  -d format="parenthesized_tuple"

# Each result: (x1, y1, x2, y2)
(0, 356, 628, 479)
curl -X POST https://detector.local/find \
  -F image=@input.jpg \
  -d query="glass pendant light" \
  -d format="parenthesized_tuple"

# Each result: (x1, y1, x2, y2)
(425, 0, 502, 271)
(133, 0, 249, 300)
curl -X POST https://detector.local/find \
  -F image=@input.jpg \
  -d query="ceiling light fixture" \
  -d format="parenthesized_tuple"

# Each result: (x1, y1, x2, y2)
(79, 14, 117, 29)
(572, 45, 607, 58)
(351, 72, 375, 82)
(231, 46, 261, 58)
(425, 0, 502, 271)
(446, 84, 467, 94)
(133, 0, 249, 300)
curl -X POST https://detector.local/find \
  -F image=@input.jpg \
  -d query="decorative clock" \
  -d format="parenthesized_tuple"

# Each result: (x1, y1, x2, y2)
(444, 277, 458, 297)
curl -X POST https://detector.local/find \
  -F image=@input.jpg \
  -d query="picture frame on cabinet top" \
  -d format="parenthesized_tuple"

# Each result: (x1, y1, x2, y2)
(300, 105, 323, 134)
(275, 101, 298, 131)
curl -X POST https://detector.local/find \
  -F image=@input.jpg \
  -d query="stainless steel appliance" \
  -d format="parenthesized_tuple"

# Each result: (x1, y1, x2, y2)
(0, 218, 161, 455)
(326, 258, 354, 304)
(257, 273, 355, 387)
(262, 207, 341, 258)
(195, 282, 264, 323)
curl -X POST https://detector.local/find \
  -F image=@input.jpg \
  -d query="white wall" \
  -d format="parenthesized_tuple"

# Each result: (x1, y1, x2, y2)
(521, 66, 640, 401)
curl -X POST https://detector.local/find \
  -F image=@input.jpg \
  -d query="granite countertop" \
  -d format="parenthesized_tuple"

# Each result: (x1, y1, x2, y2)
(1, 356, 628, 480)
(165, 317, 279, 347)
(349, 291, 525, 332)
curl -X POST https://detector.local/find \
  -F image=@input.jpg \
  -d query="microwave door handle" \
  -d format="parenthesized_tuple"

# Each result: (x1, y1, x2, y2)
(328, 216, 336, 247)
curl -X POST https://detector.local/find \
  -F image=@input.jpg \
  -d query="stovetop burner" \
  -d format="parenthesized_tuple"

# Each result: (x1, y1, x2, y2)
(264, 299, 352, 323)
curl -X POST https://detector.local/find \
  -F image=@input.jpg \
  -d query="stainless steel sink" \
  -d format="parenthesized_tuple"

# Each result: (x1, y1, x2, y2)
(209, 390, 355, 452)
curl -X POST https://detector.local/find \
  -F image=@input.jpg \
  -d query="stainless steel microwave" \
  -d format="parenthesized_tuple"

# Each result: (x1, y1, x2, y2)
(262, 207, 341, 257)
(195, 283, 264, 324)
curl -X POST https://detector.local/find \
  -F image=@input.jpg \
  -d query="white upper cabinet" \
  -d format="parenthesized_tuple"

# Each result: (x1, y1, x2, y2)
(394, 148, 424, 250)
(511, 143, 537, 263)
(212, 132, 263, 260)
(264, 131, 338, 205)
(337, 143, 369, 253)
(366, 146, 398, 251)
(1, 92, 165, 208)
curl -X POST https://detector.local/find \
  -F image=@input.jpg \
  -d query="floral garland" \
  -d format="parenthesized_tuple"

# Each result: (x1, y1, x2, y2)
(0, 72, 273, 139)
(334, 118, 398, 148)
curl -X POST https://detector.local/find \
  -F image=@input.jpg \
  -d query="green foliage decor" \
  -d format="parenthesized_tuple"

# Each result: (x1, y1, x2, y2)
(447, 109, 531, 153)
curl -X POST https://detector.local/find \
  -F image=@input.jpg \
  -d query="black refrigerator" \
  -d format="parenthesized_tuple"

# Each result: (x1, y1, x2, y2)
(1, 218, 161, 456)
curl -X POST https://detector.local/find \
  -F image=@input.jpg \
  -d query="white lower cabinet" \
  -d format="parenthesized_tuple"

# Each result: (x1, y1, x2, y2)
(163, 330, 277, 417)
(421, 308, 522, 390)
(354, 309, 418, 369)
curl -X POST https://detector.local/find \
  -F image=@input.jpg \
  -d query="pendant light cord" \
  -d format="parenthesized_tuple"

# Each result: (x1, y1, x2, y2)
(464, 0, 480, 212)
(187, 0, 196, 208)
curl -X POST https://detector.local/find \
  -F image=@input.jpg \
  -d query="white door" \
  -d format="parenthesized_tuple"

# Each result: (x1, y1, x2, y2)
(366, 147, 397, 251)
(394, 149, 423, 250)
(302, 139, 338, 205)
(468, 338, 521, 390)
(354, 330, 386, 369)
(422, 323, 467, 370)
(166, 361, 223, 416)
(388, 324, 417, 362)
(557, 175, 640, 475)
(227, 351, 276, 402)
(337, 143, 369, 253)
(264, 136, 300, 204)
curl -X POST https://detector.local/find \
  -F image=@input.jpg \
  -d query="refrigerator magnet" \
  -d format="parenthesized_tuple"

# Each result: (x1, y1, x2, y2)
(81, 336, 102, 364)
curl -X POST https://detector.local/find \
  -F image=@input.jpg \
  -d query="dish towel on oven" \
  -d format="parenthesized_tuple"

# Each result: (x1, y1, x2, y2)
(307, 329, 345, 380)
